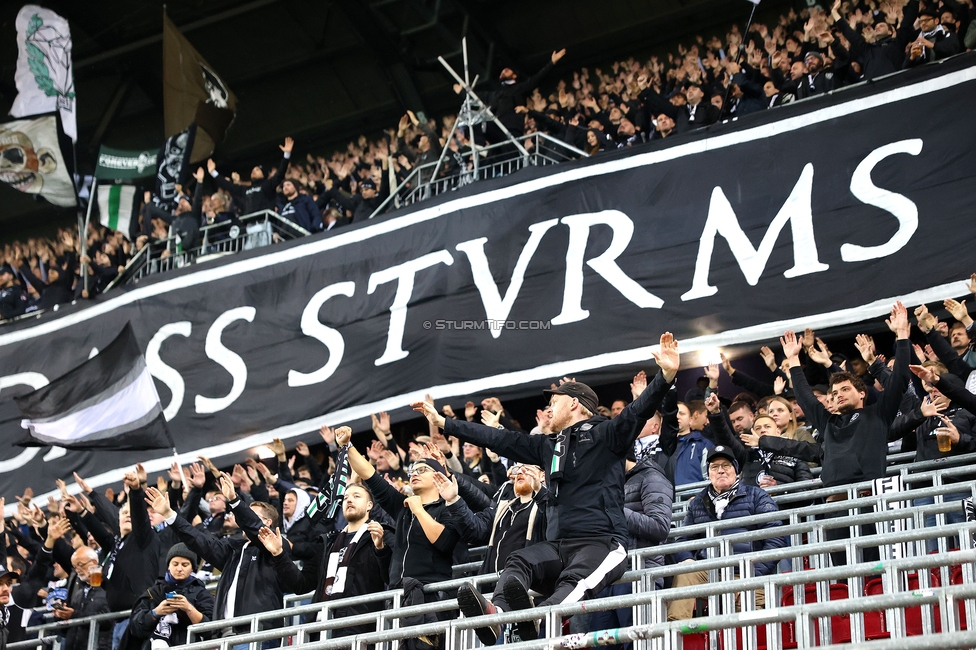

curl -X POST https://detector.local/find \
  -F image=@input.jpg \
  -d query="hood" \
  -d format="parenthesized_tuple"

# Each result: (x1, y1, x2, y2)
(283, 487, 311, 532)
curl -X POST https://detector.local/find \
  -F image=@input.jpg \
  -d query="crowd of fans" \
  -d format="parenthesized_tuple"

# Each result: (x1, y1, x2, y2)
(2, 0, 971, 322)
(2, 275, 975, 648)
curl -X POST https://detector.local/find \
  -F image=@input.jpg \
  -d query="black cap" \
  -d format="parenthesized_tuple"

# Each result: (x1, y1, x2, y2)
(544, 381, 600, 415)
(412, 458, 446, 475)
(804, 51, 825, 62)
(918, 7, 939, 18)
(0, 564, 20, 582)
(360, 178, 377, 191)
(706, 446, 739, 471)
(0, 264, 15, 276)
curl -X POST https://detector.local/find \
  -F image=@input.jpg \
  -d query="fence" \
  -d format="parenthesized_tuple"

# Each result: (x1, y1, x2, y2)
(367, 132, 588, 219)
(107, 210, 309, 289)
(14, 449, 976, 650)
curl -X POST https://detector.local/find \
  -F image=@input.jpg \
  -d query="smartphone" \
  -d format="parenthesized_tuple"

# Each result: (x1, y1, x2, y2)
(51, 600, 65, 610)
(165, 591, 177, 600)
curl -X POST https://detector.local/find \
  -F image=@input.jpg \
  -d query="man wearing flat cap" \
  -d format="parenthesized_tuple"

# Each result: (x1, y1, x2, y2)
(414, 332, 681, 644)
(795, 51, 835, 99)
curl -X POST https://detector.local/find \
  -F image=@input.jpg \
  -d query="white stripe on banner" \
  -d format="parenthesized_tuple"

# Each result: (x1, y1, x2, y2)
(22, 367, 159, 443)
(1, 65, 975, 351)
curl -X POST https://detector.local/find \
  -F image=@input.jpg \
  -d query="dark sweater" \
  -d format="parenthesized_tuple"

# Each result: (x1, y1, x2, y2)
(760, 340, 910, 487)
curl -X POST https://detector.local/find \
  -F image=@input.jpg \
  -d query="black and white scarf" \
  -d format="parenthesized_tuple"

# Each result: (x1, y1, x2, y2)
(322, 526, 369, 599)
(708, 479, 740, 518)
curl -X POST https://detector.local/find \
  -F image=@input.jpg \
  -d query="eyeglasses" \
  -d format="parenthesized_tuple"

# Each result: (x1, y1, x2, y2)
(709, 463, 735, 472)
(409, 466, 433, 477)
(207, 496, 224, 503)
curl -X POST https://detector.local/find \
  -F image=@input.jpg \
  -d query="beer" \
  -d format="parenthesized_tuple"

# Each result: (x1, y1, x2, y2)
(936, 428, 952, 453)
(89, 566, 102, 587)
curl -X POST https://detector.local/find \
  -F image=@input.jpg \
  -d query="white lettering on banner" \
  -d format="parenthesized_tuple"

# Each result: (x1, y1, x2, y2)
(367, 251, 454, 366)
(456, 219, 560, 340)
(840, 139, 923, 262)
(0, 372, 49, 471)
(146, 321, 192, 421)
(552, 210, 664, 325)
(681, 163, 829, 301)
(195, 307, 256, 414)
(288, 282, 356, 387)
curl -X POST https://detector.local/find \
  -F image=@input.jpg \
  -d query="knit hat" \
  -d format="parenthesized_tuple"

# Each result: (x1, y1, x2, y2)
(166, 543, 198, 568)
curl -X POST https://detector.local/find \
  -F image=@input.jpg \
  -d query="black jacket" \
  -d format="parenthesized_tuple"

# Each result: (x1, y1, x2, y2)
(69, 487, 161, 613)
(444, 370, 674, 547)
(167, 498, 284, 626)
(487, 62, 554, 136)
(277, 193, 322, 233)
(707, 412, 814, 487)
(443, 482, 549, 575)
(363, 473, 460, 585)
(64, 578, 111, 650)
(890, 381, 976, 471)
(760, 340, 910, 487)
(212, 154, 289, 215)
(123, 577, 214, 650)
(270, 528, 392, 618)
(837, 1, 917, 80)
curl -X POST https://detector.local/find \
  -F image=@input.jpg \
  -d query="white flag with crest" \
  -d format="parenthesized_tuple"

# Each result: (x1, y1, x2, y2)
(11, 5, 77, 142)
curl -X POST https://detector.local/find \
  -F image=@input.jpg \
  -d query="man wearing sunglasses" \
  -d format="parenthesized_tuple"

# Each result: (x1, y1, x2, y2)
(413, 332, 680, 644)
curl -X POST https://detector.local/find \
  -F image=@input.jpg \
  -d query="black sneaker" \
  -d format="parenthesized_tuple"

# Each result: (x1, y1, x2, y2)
(502, 576, 539, 641)
(457, 582, 500, 646)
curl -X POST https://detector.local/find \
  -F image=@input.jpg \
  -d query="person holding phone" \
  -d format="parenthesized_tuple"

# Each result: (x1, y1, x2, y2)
(122, 544, 214, 650)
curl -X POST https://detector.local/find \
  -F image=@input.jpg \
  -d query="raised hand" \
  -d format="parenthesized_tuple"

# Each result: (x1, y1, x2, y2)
(551, 48, 567, 64)
(630, 370, 647, 400)
(46, 516, 72, 544)
(319, 425, 336, 446)
(780, 330, 803, 361)
(295, 441, 310, 457)
(441, 404, 456, 419)
(720, 352, 736, 376)
(123, 472, 141, 490)
(192, 167, 204, 183)
(651, 332, 680, 381)
(480, 407, 502, 428)
(759, 346, 778, 372)
(257, 526, 284, 556)
(968, 273, 976, 296)
(801, 328, 816, 350)
(144, 487, 173, 518)
(432, 472, 459, 503)
(371, 412, 391, 438)
(269, 438, 286, 460)
(136, 463, 148, 485)
(909, 364, 940, 384)
(944, 298, 972, 326)
(423, 442, 446, 469)
(704, 393, 721, 414)
(207, 158, 216, 174)
(367, 440, 385, 461)
(334, 426, 352, 447)
(854, 334, 876, 364)
(412, 400, 446, 429)
(464, 401, 478, 421)
(167, 463, 183, 486)
(481, 397, 504, 414)
(188, 462, 206, 489)
(704, 364, 719, 387)
(914, 304, 937, 333)
(280, 137, 294, 154)
(72, 472, 92, 494)
(885, 301, 910, 338)
(773, 376, 787, 395)
(218, 475, 237, 501)
(740, 431, 760, 448)
(806, 339, 831, 367)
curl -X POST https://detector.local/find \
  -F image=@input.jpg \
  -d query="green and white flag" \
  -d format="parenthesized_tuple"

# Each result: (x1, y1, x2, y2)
(98, 184, 137, 234)
(11, 6, 76, 142)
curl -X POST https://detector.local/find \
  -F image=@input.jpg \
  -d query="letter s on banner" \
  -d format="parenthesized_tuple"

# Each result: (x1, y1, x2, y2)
(195, 307, 256, 414)
(146, 321, 192, 421)
(840, 139, 923, 262)
(0, 372, 49, 472)
(288, 281, 355, 387)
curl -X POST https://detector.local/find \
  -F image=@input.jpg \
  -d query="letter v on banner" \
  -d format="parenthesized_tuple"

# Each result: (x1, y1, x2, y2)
(681, 164, 829, 301)
(456, 219, 559, 339)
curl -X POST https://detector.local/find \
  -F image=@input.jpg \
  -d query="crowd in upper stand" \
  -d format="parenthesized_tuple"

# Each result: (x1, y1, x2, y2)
(2, 0, 971, 321)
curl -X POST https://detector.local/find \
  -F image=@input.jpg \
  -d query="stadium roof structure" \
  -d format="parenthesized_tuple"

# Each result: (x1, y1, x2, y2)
(0, 0, 788, 239)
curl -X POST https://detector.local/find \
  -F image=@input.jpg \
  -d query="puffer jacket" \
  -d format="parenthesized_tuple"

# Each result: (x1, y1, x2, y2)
(623, 456, 673, 550)
(674, 482, 787, 576)
(122, 576, 214, 650)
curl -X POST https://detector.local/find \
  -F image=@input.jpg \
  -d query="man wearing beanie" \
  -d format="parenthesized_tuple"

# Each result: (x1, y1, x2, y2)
(667, 446, 788, 620)
(413, 332, 680, 644)
(123, 543, 214, 650)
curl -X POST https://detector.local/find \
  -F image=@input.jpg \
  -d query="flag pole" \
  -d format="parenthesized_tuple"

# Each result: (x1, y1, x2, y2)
(162, 425, 188, 487)
(81, 177, 97, 296)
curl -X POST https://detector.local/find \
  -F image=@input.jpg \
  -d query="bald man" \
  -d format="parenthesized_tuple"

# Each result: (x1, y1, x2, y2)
(55, 548, 111, 650)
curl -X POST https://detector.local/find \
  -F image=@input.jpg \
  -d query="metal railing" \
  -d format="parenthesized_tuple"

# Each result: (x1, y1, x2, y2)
(368, 132, 588, 219)
(118, 210, 309, 286)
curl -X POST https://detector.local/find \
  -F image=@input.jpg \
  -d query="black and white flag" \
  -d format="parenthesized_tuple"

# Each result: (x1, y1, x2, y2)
(15, 324, 170, 450)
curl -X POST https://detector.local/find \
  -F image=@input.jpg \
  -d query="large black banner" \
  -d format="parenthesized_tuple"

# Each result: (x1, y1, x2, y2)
(2, 56, 975, 506)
